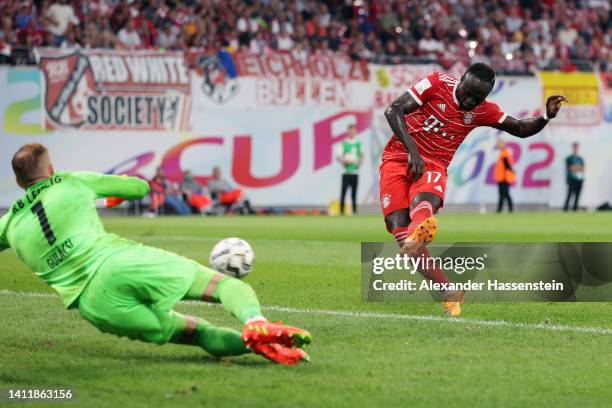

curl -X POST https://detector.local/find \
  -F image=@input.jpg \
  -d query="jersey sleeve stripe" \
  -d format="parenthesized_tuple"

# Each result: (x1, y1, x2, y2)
(407, 88, 423, 106)
(498, 113, 508, 124)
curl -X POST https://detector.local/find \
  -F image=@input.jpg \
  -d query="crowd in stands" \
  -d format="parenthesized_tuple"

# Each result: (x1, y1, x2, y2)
(0, 0, 610, 73)
(146, 166, 255, 216)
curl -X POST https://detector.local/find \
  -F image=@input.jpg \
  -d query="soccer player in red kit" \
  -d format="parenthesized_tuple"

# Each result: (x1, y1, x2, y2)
(381, 63, 566, 316)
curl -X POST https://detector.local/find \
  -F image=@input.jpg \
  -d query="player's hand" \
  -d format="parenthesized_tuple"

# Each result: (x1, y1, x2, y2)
(407, 151, 425, 181)
(545, 95, 567, 119)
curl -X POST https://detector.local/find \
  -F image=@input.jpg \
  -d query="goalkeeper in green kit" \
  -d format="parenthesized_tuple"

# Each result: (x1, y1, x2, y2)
(0, 144, 311, 365)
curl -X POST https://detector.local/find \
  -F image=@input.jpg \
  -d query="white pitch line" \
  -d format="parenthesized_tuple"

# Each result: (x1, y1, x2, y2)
(2, 289, 612, 335)
(124, 236, 351, 245)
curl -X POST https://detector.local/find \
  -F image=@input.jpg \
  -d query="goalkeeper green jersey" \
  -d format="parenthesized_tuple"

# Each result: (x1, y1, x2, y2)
(0, 172, 149, 308)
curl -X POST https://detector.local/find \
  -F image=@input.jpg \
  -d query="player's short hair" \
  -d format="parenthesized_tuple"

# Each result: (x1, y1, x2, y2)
(11, 143, 49, 186)
(465, 63, 496, 84)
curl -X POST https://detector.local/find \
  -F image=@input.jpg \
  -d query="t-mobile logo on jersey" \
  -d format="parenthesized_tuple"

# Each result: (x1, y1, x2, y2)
(422, 115, 447, 137)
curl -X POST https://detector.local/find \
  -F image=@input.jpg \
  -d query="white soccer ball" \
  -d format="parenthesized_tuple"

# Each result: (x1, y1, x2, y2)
(209, 238, 254, 279)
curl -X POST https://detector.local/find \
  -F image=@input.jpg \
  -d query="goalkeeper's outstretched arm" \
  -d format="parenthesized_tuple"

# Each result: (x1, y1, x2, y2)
(72, 172, 150, 200)
(0, 214, 8, 252)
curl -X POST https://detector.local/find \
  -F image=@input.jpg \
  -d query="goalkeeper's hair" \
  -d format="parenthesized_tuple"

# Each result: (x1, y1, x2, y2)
(12, 143, 50, 186)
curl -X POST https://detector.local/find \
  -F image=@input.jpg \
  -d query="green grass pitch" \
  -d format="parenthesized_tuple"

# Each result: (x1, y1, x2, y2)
(1, 213, 612, 407)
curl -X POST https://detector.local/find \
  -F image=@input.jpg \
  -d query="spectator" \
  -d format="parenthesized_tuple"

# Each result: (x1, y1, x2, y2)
(505, 8, 523, 33)
(135, 11, 156, 48)
(335, 124, 363, 215)
(98, 29, 117, 49)
(45, 0, 79, 46)
(207, 167, 255, 215)
(378, 3, 399, 34)
(157, 22, 178, 49)
(564, 142, 585, 212)
(418, 29, 443, 57)
(148, 167, 191, 216)
(494, 140, 516, 213)
(117, 18, 141, 48)
(15, 2, 35, 30)
(59, 26, 80, 49)
(558, 20, 579, 48)
(276, 27, 293, 51)
(148, 167, 165, 215)
(1, 0, 609, 75)
(1, 16, 17, 45)
(181, 170, 212, 214)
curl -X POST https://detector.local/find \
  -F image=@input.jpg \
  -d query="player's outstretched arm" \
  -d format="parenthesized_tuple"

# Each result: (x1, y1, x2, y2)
(384, 92, 425, 180)
(495, 95, 567, 138)
(73, 172, 150, 200)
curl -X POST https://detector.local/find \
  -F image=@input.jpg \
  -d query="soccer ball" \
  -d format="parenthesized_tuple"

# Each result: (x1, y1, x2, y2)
(209, 238, 254, 279)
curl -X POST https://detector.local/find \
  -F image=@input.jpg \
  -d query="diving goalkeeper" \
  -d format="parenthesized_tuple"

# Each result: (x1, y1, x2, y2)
(0, 143, 311, 366)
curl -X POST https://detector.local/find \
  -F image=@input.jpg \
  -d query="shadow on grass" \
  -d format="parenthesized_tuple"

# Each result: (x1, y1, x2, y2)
(71, 345, 272, 368)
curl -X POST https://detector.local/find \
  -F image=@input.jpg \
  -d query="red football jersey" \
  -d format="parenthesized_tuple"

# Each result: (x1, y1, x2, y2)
(382, 72, 507, 168)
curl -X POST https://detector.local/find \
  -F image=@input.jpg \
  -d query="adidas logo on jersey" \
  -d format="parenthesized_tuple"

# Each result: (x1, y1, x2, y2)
(437, 103, 446, 112)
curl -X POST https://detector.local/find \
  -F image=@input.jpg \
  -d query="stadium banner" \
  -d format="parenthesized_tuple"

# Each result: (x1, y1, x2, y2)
(601, 72, 612, 123)
(0, 57, 611, 209)
(0, 64, 374, 207)
(369, 63, 612, 208)
(190, 50, 371, 108)
(361, 242, 612, 302)
(538, 71, 600, 127)
(34, 48, 192, 132)
(188, 50, 376, 206)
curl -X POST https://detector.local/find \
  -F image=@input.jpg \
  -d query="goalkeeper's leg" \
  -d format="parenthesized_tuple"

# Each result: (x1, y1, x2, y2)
(78, 248, 310, 364)
(182, 266, 263, 323)
(182, 266, 312, 349)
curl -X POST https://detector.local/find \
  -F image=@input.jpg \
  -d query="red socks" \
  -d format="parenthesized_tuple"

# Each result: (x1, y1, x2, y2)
(392, 201, 449, 287)
(415, 246, 450, 285)
(406, 201, 433, 236)
(392, 227, 409, 246)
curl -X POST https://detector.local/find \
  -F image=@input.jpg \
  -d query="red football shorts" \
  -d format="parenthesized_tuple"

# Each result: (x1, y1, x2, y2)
(379, 159, 447, 218)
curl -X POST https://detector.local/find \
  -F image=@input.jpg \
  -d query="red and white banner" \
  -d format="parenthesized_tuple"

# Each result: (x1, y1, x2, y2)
(0, 53, 610, 208)
(35, 48, 191, 131)
(191, 51, 371, 109)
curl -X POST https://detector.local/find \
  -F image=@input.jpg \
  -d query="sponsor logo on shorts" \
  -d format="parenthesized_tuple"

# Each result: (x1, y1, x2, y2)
(382, 193, 391, 209)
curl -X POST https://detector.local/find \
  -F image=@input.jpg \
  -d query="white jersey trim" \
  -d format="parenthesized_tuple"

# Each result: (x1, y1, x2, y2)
(452, 82, 460, 107)
(498, 113, 508, 124)
(407, 88, 423, 106)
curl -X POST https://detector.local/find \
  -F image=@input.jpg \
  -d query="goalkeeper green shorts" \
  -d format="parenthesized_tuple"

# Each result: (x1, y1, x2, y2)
(77, 240, 215, 344)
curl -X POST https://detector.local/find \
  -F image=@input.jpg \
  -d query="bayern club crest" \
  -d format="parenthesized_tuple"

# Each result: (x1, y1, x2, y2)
(463, 112, 474, 124)
(381, 193, 391, 209)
